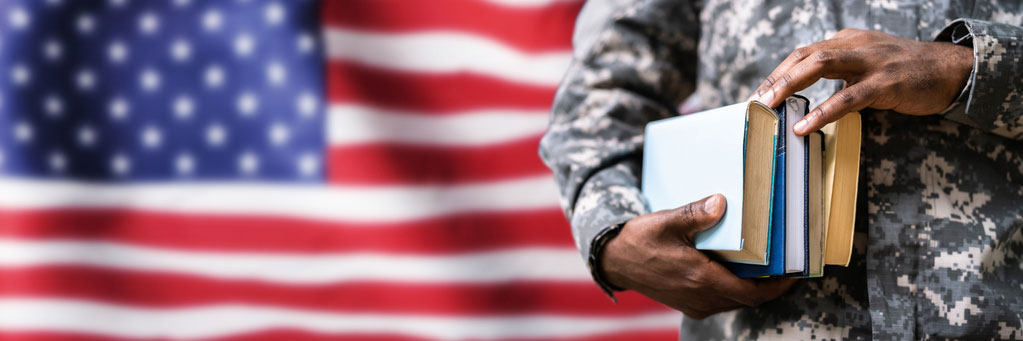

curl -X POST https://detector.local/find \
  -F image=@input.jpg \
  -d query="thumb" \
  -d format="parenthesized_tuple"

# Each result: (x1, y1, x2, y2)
(659, 193, 726, 243)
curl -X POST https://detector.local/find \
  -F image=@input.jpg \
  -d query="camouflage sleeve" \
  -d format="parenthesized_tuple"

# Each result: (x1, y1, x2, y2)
(538, 0, 699, 297)
(936, 19, 1023, 140)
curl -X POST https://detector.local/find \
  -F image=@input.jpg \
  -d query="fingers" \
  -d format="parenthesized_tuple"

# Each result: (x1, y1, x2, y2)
(748, 38, 849, 105)
(793, 82, 875, 135)
(748, 46, 814, 103)
(754, 277, 798, 302)
(659, 194, 726, 242)
(757, 49, 864, 108)
(698, 261, 761, 306)
(706, 261, 797, 306)
(683, 300, 745, 320)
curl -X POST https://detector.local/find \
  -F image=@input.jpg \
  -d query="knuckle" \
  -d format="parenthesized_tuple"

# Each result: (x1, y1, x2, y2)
(687, 260, 716, 286)
(791, 47, 810, 60)
(762, 75, 779, 88)
(811, 50, 833, 64)
(833, 90, 858, 106)
(777, 72, 796, 88)
(808, 108, 827, 127)
(683, 265, 708, 287)
(679, 277, 701, 291)
(674, 202, 702, 226)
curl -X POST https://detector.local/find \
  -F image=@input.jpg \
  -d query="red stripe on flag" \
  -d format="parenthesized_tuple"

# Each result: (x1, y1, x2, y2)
(326, 61, 557, 113)
(0, 330, 678, 341)
(0, 208, 571, 254)
(212, 330, 678, 341)
(212, 329, 678, 341)
(327, 137, 549, 185)
(213, 332, 430, 341)
(0, 266, 669, 316)
(321, 0, 581, 53)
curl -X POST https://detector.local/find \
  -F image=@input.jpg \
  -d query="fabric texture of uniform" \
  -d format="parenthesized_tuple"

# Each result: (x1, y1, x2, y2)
(540, 0, 1023, 339)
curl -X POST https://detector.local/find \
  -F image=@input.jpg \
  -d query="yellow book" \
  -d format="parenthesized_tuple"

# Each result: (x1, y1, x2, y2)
(822, 112, 862, 266)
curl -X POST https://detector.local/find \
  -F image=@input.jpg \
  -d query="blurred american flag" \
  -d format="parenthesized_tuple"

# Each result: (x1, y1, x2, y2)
(0, 0, 679, 340)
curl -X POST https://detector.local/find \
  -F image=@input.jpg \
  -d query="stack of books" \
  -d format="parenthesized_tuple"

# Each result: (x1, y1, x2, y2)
(642, 96, 861, 277)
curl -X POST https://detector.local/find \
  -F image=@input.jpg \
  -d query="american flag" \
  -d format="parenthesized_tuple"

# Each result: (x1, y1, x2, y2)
(0, 0, 679, 340)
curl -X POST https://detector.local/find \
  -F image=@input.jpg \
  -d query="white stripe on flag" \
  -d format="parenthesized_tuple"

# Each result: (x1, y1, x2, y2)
(324, 28, 571, 86)
(328, 104, 550, 146)
(0, 298, 680, 340)
(0, 240, 589, 284)
(0, 176, 560, 222)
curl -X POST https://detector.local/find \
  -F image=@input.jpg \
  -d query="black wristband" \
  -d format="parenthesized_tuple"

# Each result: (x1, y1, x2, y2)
(587, 221, 627, 301)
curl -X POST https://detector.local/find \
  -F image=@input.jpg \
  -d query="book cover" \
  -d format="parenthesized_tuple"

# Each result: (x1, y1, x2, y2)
(643, 101, 778, 264)
(644, 103, 747, 251)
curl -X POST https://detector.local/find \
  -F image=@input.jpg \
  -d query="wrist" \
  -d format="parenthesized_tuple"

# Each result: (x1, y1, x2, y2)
(933, 41, 974, 106)
(587, 222, 628, 296)
(597, 221, 635, 291)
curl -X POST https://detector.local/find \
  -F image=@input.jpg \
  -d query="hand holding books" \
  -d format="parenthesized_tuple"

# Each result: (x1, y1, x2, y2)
(597, 96, 859, 319)
(642, 97, 861, 278)
(600, 194, 796, 319)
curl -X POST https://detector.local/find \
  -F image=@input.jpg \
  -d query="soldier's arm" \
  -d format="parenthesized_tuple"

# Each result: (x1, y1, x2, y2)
(935, 19, 1023, 140)
(538, 0, 699, 296)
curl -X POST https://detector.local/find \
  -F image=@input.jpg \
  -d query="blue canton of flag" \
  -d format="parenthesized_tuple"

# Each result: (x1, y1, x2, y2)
(0, 0, 325, 182)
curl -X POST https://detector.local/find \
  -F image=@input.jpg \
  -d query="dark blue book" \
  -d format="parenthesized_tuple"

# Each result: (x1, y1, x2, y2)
(725, 98, 792, 278)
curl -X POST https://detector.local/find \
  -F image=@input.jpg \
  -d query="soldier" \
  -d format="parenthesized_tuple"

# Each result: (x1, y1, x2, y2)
(540, 0, 1023, 339)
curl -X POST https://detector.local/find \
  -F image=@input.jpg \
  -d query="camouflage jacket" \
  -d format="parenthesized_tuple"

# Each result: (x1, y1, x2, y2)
(539, 0, 1023, 339)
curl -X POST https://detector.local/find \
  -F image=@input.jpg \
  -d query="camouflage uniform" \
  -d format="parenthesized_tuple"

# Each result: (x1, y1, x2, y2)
(539, 0, 1023, 339)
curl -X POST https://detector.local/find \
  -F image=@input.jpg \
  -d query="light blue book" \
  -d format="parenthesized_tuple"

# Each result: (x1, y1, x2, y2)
(643, 101, 779, 265)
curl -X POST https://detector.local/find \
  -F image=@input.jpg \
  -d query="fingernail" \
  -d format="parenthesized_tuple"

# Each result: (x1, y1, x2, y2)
(759, 89, 775, 106)
(793, 119, 808, 134)
(747, 92, 760, 102)
(703, 194, 722, 215)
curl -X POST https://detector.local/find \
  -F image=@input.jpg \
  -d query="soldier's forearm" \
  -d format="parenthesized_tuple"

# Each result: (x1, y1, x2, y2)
(935, 19, 1023, 140)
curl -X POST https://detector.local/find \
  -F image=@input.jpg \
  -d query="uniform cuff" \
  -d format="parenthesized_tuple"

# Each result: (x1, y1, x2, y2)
(569, 164, 648, 301)
(933, 20, 974, 115)
(935, 18, 1023, 132)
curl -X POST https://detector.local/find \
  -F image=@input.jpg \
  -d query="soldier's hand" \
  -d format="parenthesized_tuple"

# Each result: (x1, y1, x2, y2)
(600, 194, 796, 319)
(748, 28, 974, 136)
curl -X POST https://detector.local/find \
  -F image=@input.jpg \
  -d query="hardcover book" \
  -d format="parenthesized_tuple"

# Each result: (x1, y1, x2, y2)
(643, 101, 779, 265)
(822, 113, 862, 266)
(782, 96, 825, 278)
(725, 98, 797, 277)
